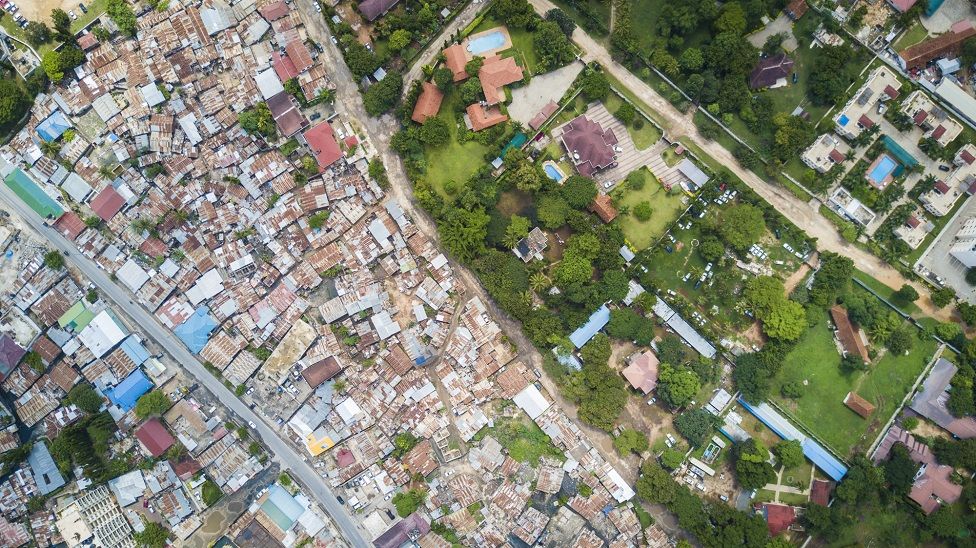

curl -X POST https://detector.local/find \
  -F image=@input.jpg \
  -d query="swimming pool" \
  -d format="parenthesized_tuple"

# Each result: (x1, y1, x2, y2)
(867, 154, 898, 186)
(467, 31, 506, 55)
(543, 163, 564, 182)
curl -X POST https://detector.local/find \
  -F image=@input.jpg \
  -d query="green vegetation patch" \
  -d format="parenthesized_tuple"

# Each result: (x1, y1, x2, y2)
(615, 169, 686, 249)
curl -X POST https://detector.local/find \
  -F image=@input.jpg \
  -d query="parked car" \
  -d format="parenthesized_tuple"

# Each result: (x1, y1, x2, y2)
(939, 164, 951, 172)
(336, 496, 345, 505)
(79, 2, 88, 13)
(69, 10, 77, 20)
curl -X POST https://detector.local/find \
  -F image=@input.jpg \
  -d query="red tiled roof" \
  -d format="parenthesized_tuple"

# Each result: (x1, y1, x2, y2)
(748, 53, 794, 89)
(302, 357, 342, 388)
(90, 186, 125, 222)
(911, 463, 962, 514)
(344, 135, 359, 148)
(443, 44, 469, 82)
(844, 391, 876, 418)
(900, 21, 976, 70)
(785, 0, 808, 19)
(259, 0, 289, 21)
(0, 334, 25, 380)
(411, 82, 444, 124)
(32, 335, 61, 365)
(358, 0, 401, 21)
(561, 115, 617, 177)
(479, 55, 523, 105)
(931, 125, 946, 140)
(914, 110, 929, 125)
(285, 39, 313, 74)
(883, 85, 900, 100)
(906, 215, 921, 228)
(621, 351, 658, 394)
(272, 51, 300, 82)
(171, 457, 202, 479)
(962, 149, 976, 164)
(53, 211, 86, 240)
(77, 33, 98, 51)
(466, 103, 508, 131)
(934, 180, 950, 194)
(275, 108, 310, 137)
(858, 114, 875, 129)
(529, 101, 559, 130)
(135, 418, 176, 457)
(589, 194, 618, 223)
(828, 149, 845, 164)
(763, 504, 795, 536)
(829, 305, 870, 363)
(810, 480, 832, 506)
(139, 237, 168, 258)
(336, 447, 356, 468)
(303, 122, 342, 171)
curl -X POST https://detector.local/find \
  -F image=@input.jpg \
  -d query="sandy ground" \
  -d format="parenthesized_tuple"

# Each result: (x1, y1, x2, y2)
(18, 0, 78, 25)
(508, 61, 583, 125)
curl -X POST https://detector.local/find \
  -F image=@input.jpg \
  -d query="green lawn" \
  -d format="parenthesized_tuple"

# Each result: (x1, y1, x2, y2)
(423, 92, 490, 199)
(852, 269, 922, 317)
(71, 0, 110, 33)
(772, 318, 936, 457)
(894, 22, 929, 51)
(602, 92, 662, 150)
(616, 168, 686, 249)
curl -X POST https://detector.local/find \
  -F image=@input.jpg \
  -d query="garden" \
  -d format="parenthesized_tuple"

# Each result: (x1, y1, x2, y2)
(770, 295, 937, 457)
(612, 168, 687, 250)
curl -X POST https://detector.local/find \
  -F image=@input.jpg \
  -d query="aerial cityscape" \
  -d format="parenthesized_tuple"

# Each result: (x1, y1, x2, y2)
(0, 0, 974, 546)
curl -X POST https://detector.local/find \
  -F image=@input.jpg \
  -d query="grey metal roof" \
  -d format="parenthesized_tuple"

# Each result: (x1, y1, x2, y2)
(28, 442, 66, 495)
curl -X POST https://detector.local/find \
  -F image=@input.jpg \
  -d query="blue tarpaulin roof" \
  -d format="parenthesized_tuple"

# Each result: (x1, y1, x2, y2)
(570, 304, 610, 349)
(106, 369, 153, 412)
(36, 110, 70, 142)
(120, 336, 151, 366)
(737, 398, 848, 481)
(174, 306, 217, 354)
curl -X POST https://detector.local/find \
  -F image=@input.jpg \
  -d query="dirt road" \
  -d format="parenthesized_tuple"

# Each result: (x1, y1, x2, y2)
(524, 0, 950, 321)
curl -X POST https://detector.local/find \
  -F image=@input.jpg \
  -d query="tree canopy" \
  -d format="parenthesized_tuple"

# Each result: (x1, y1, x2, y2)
(735, 438, 776, 490)
(717, 203, 765, 251)
(135, 391, 172, 419)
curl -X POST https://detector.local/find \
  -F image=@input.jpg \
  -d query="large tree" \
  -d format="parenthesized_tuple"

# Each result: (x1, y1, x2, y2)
(439, 208, 490, 262)
(561, 176, 597, 208)
(735, 438, 776, 490)
(718, 203, 765, 251)
(135, 391, 172, 419)
(533, 20, 574, 70)
(674, 408, 718, 447)
(0, 80, 29, 127)
(657, 364, 701, 408)
(25, 22, 52, 46)
(772, 439, 803, 469)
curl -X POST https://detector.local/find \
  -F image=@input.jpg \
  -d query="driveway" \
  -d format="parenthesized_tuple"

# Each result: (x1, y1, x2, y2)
(524, 0, 952, 321)
(508, 61, 584, 125)
(921, 0, 973, 33)
(747, 14, 798, 53)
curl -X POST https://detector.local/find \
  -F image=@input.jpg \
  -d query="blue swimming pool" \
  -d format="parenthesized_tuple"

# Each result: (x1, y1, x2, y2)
(544, 163, 564, 182)
(467, 31, 506, 55)
(868, 154, 898, 185)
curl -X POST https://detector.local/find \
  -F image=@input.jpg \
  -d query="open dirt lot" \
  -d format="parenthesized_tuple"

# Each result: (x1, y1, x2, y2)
(19, 0, 77, 24)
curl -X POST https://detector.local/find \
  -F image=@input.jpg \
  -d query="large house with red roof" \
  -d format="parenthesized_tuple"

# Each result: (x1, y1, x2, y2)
(302, 122, 343, 172)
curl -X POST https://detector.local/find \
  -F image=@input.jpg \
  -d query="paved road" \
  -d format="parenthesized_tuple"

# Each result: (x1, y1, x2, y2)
(523, 0, 951, 320)
(0, 183, 370, 548)
(402, 0, 491, 89)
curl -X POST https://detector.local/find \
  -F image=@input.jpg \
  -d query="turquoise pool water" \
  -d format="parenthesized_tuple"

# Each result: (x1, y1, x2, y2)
(467, 31, 506, 55)
(868, 154, 897, 185)
(544, 164, 564, 182)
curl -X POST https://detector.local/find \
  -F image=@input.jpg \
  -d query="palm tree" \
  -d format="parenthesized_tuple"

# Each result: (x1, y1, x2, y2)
(530, 273, 550, 293)
(40, 141, 60, 157)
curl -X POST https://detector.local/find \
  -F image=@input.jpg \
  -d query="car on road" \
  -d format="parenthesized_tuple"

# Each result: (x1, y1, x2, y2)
(330, 36, 337, 45)
(248, 420, 256, 429)
(336, 496, 345, 505)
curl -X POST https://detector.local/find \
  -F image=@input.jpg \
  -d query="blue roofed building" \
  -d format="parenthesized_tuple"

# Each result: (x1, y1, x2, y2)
(27, 441, 66, 495)
(569, 304, 611, 349)
(119, 336, 151, 366)
(106, 369, 153, 412)
(260, 484, 305, 532)
(36, 110, 71, 142)
(737, 398, 848, 481)
(174, 306, 218, 354)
